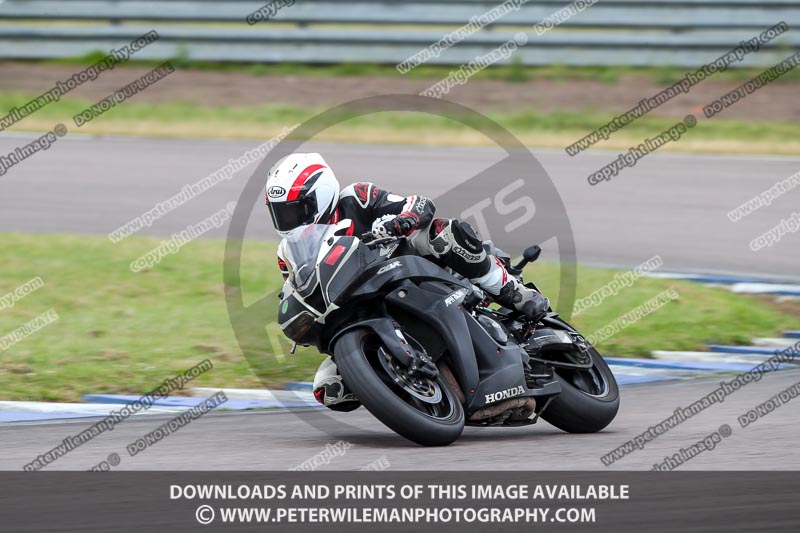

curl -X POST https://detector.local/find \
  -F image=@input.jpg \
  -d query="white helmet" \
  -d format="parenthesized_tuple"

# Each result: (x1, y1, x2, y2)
(265, 153, 340, 237)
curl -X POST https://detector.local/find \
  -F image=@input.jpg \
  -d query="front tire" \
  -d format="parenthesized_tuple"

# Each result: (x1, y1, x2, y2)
(334, 329, 465, 446)
(540, 346, 619, 433)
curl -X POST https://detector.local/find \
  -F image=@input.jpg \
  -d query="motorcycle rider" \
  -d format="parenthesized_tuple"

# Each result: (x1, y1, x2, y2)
(265, 152, 548, 410)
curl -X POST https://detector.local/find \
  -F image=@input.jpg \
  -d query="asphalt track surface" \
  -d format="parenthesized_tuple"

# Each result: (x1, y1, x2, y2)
(1, 133, 799, 473)
(1, 133, 799, 280)
(2, 369, 799, 471)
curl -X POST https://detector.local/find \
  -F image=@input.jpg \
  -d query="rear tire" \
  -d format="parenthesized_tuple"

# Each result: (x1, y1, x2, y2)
(540, 346, 619, 433)
(334, 329, 465, 446)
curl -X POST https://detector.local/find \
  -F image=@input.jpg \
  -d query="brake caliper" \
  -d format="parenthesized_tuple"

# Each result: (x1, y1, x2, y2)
(394, 329, 438, 379)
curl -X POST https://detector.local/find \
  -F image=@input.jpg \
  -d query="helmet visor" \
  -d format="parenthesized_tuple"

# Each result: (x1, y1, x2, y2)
(268, 196, 318, 232)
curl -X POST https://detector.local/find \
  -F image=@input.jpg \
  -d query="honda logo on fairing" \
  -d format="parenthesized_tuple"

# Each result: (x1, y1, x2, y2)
(485, 385, 525, 403)
(377, 261, 401, 275)
(268, 186, 286, 198)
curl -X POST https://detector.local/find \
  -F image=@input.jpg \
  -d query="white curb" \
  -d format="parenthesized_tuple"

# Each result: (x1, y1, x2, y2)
(750, 338, 800, 348)
(651, 350, 777, 365)
(731, 283, 800, 295)
(191, 387, 316, 402)
(0, 401, 187, 415)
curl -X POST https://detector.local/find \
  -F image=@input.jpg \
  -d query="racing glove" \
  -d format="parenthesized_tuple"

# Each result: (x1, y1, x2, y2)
(371, 212, 420, 239)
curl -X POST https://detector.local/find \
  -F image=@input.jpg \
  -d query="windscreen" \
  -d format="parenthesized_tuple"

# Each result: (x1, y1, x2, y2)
(283, 224, 337, 291)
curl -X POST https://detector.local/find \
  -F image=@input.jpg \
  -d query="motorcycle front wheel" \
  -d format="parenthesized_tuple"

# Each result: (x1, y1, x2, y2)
(334, 328, 464, 446)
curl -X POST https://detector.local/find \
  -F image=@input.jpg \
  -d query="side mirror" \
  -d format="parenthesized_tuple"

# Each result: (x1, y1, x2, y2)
(511, 244, 542, 272)
(523, 245, 542, 263)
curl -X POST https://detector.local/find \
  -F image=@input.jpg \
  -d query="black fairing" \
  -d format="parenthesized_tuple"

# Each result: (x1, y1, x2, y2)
(278, 290, 322, 345)
(322, 242, 469, 307)
(383, 284, 558, 411)
(316, 236, 361, 306)
(309, 236, 561, 416)
(385, 283, 480, 404)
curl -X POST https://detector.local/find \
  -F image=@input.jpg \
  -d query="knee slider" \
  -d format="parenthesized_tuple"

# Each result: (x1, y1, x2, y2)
(453, 220, 483, 249)
(451, 220, 486, 263)
(428, 218, 454, 257)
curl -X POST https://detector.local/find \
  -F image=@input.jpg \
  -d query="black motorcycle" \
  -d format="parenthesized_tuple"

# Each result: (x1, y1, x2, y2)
(278, 222, 619, 446)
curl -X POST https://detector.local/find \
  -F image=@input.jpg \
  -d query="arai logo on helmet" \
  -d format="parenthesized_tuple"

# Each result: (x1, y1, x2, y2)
(485, 385, 525, 404)
(267, 186, 286, 198)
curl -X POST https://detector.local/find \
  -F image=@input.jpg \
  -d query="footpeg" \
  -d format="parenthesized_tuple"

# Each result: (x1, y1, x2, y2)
(524, 360, 553, 387)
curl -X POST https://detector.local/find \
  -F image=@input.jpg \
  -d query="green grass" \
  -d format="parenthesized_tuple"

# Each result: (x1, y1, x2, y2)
(0, 233, 795, 402)
(2, 92, 800, 154)
(36, 55, 800, 84)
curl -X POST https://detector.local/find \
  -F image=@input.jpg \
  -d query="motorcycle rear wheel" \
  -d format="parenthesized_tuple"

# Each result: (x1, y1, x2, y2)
(540, 345, 619, 433)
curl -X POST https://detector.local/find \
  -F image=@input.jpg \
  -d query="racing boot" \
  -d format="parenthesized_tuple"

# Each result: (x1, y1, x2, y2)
(312, 356, 361, 412)
(495, 276, 549, 323)
(472, 257, 549, 323)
